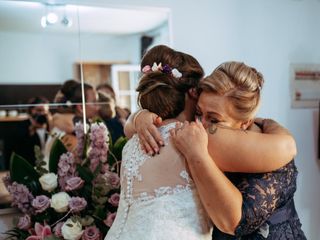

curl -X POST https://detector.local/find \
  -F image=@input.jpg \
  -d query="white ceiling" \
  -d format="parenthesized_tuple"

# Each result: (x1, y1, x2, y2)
(0, 0, 169, 35)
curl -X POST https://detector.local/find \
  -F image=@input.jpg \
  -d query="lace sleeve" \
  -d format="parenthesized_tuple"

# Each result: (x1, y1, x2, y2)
(233, 161, 297, 236)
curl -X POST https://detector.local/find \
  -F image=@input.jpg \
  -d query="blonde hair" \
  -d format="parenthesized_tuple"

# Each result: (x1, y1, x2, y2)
(200, 61, 264, 121)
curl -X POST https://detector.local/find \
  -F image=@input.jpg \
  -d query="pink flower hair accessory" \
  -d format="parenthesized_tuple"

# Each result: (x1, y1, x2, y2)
(142, 65, 151, 73)
(142, 62, 182, 78)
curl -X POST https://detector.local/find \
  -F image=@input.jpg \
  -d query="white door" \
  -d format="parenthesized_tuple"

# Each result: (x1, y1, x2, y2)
(111, 64, 141, 113)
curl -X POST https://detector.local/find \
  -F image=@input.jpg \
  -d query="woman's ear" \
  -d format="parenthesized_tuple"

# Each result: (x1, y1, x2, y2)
(240, 119, 254, 130)
(187, 88, 199, 100)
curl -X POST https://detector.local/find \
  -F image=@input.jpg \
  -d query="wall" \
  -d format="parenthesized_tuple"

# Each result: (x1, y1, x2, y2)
(0, 31, 140, 84)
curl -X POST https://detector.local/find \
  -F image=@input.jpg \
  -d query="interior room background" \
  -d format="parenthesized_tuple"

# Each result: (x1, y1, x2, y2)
(0, 0, 319, 239)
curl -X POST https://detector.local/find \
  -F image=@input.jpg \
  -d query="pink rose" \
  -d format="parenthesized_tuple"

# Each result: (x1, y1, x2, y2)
(100, 163, 110, 174)
(69, 197, 87, 213)
(81, 226, 101, 240)
(106, 172, 120, 189)
(17, 214, 31, 230)
(65, 177, 84, 191)
(26, 223, 52, 240)
(142, 65, 151, 73)
(104, 212, 117, 227)
(32, 195, 50, 213)
(53, 222, 64, 237)
(108, 193, 120, 207)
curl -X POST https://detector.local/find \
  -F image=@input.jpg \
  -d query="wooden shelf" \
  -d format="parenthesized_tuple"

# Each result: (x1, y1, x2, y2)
(73, 61, 129, 88)
(0, 116, 28, 122)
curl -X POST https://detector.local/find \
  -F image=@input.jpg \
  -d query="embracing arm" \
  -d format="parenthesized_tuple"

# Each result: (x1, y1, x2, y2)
(123, 112, 136, 138)
(171, 121, 242, 234)
(188, 152, 242, 235)
(171, 121, 290, 235)
(208, 119, 297, 173)
(126, 110, 296, 172)
(124, 110, 164, 155)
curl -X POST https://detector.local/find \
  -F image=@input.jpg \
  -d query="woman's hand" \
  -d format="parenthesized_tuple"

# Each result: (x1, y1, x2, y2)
(170, 120, 209, 161)
(135, 110, 164, 155)
(255, 118, 291, 135)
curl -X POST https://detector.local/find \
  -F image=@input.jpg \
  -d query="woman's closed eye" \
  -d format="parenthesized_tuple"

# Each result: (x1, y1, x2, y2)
(210, 118, 220, 124)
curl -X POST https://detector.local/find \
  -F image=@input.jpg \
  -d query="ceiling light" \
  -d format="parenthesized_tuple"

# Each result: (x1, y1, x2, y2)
(46, 12, 58, 24)
(61, 16, 72, 27)
(40, 4, 72, 28)
(40, 16, 47, 28)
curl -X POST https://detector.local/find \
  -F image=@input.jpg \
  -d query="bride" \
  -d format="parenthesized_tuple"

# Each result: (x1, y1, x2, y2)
(104, 46, 212, 240)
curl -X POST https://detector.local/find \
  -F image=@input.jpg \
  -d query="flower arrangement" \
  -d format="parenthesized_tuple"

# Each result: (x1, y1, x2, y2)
(3, 121, 127, 240)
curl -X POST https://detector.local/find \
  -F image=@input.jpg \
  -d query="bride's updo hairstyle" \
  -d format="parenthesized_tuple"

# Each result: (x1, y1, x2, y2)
(137, 45, 204, 120)
(200, 61, 264, 121)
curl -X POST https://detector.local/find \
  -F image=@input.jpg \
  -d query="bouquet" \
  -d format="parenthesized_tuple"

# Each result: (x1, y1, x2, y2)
(3, 121, 127, 240)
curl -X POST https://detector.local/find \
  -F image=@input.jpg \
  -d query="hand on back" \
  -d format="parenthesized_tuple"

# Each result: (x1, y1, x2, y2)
(170, 120, 209, 160)
(135, 110, 164, 155)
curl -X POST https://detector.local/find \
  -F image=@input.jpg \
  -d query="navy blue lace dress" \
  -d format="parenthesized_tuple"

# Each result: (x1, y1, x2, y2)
(212, 160, 306, 240)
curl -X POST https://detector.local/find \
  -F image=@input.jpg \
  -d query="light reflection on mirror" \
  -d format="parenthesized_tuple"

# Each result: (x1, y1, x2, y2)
(0, 0, 171, 173)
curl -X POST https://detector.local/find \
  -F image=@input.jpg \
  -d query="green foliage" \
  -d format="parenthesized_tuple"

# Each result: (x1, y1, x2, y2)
(76, 165, 94, 200)
(77, 165, 94, 183)
(49, 139, 67, 174)
(108, 137, 127, 167)
(93, 205, 107, 220)
(10, 153, 40, 194)
(34, 145, 48, 175)
(3, 227, 29, 240)
(44, 236, 61, 240)
(113, 137, 127, 159)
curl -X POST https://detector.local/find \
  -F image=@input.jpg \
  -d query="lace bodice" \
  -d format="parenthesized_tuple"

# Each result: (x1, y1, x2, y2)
(105, 122, 212, 240)
(121, 122, 194, 204)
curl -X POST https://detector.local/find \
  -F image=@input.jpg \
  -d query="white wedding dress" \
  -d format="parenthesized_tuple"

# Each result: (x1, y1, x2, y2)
(105, 122, 212, 240)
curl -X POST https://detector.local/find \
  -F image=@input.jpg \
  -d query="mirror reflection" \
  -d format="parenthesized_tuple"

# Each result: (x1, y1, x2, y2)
(0, 0, 171, 172)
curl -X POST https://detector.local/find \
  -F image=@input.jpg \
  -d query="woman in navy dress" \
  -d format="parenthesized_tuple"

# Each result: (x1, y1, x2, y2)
(212, 160, 305, 239)
(171, 61, 306, 239)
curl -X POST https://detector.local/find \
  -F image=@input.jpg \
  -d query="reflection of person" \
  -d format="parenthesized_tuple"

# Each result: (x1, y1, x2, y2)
(15, 96, 50, 165)
(171, 62, 306, 239)
(97, 83, 130, 126)
(45, 80, 98, 157)
(105, 45, 212, 240)
(98, 91, 125, 144)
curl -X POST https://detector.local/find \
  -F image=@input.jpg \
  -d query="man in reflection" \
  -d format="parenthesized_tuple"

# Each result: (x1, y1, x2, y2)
(15, 96, 51, 165)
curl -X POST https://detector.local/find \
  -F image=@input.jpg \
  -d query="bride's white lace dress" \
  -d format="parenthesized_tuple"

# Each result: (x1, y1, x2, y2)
(105, 122, 212, 240)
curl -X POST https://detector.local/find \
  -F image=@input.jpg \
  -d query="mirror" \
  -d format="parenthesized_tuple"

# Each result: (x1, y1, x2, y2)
(0, 0, 171, 171)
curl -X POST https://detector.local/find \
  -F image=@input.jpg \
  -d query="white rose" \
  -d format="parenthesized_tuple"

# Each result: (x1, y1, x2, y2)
(61, 218, 83, 240)
(39, 173, 58, 192)
(51, 192, 71, 213)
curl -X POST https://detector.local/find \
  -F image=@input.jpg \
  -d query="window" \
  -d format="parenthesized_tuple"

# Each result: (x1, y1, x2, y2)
(111, 64, 141, 112)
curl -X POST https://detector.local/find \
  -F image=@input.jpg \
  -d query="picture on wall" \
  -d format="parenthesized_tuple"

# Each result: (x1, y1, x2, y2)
(290, 63, 320, 108)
